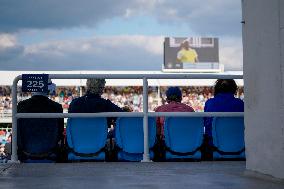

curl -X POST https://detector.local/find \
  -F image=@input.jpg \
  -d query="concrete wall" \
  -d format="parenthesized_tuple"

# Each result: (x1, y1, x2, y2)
(242, 0, 284, 179)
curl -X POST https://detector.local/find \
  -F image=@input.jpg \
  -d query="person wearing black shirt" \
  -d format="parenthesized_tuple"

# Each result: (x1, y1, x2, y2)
(17, 81, 64, 162)
(68, 78, 123, 126)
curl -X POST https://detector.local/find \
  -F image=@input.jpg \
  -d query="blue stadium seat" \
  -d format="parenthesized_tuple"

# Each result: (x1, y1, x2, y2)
(164, 117, 203, 160)
(115, 117, 156, 161)
(18, 119, 61, 163)
(212, 117, 245, 159)
(66, 118, 108, 161)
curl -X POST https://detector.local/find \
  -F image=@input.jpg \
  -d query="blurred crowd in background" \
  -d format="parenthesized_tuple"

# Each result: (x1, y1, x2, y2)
(0, 128, 11, 162)
(1, 85, 244, 115)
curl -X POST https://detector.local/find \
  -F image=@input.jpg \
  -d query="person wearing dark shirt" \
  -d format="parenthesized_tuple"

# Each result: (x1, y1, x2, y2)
(203, 79, 244, 159)
(17, 80, 64, 162)
(68, 78, 123, 121)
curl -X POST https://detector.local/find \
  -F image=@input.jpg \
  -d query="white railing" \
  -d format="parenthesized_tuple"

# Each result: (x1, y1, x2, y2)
(11, 73, 244, 162)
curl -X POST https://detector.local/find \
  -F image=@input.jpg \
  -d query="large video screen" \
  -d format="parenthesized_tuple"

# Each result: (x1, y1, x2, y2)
(163, 37, 220, 72)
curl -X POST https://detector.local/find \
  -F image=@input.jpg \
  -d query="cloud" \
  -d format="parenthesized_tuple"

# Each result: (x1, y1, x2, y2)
(0, 0, 142, 32)
(124, 0, 242, 36)
(0, 0, 242, 36)
(219, 37, 243, 70)
(0, 34, 24, 60)
(0, 35, 164, 70)
(0, 1, 243, 71)
(0, 35, 242, 71)
(24, 35, 164, 57)
(128, 0, 243, 37)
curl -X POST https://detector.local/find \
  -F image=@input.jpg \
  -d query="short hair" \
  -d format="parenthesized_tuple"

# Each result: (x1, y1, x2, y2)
(86, 78, 106, 95)
(166, 87, 182, 102)
(214, 79, 237, 96)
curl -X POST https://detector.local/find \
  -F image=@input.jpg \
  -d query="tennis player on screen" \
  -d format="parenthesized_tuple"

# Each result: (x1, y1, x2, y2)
(177, 41, 199, 63)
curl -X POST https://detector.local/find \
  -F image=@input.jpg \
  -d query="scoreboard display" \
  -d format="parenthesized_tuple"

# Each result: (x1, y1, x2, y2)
(163, 37, 221, 72)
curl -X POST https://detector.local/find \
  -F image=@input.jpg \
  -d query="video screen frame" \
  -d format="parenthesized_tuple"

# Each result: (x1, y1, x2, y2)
(163, 37, 222, 72)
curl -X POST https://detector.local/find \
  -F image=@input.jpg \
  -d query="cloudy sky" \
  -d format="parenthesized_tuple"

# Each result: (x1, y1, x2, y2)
(0, 0, 243, 71)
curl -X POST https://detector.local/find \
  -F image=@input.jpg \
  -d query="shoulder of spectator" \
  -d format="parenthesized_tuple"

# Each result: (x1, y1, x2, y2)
(68, 96, 81, 109)
(236, 98, 244, 110)
(236, 97, 244, 103)
(56, 102, 63, 112)
(48, 98, 63, 111)
(70, 96, 81, 103)
(17, 100, 24, 107)
(154, 106, 159, 112)
(154, 105, 163, 112)
(17, 99, 28, 112)
(189, 106, 195, 112)
(205, 97, 215, 105)
(204, 98, 214, 112)
(68, 99, 76, 113)
(105, 99, 122, 111)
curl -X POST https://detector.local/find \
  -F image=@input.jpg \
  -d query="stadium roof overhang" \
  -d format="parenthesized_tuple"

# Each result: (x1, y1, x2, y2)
(0, 70, 243, 86)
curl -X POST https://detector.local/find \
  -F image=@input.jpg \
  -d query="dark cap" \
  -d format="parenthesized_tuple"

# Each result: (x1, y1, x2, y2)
(166, 87, 182, 99)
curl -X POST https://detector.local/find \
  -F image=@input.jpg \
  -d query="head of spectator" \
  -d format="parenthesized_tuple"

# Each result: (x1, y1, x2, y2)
(86, 78, 106, 96)
(214, 79, 237, 96)
(166, 87, 182, 103)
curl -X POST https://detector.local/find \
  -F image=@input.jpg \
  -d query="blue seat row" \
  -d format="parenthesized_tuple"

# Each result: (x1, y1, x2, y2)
(66, 117, 245, 161)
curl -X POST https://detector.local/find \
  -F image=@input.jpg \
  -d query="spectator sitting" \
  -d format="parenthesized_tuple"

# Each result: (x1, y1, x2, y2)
(68, 79, 124, 161)
(17, 79, 64, 162)
(68, 78, 124, 127)
(155, 87, 195, 140)
(68, 78, 126, 139)
(203, 79, 244, 159)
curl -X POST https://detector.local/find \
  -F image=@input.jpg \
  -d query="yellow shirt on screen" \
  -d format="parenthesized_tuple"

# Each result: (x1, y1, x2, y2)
(177, 49, 198, 63)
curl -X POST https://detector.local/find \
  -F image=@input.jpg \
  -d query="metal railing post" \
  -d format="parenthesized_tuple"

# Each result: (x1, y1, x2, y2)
(10, 76, 21, 163)
(142, 77, 150, 162)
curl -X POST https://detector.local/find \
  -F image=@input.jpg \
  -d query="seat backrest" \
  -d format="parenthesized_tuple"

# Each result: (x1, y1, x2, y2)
(164, 117, 203, 153)
(18, 118, 59, 154)
(67, 118, 107, 154)
(212, 117, 245, 152)
(115, 117, 156, 154)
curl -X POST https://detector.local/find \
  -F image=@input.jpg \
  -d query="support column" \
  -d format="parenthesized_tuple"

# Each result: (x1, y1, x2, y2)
(242, 0, 284, 179)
